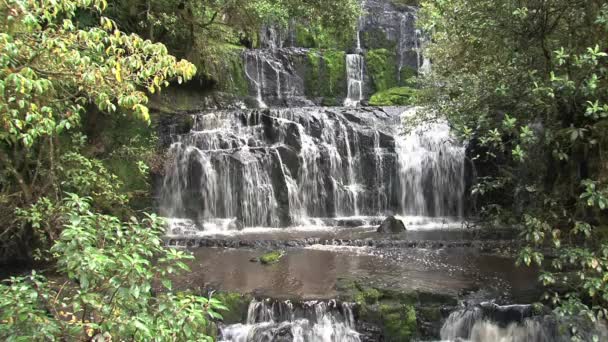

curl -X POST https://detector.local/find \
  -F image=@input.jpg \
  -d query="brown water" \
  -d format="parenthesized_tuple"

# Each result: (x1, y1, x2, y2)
(172, 245, 538, 301)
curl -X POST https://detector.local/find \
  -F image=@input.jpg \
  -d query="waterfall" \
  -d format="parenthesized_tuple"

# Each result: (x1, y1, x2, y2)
(440, 302, 608, 342)
(396, 108, 465, 217)
(244, 52, 267, 108)
(344, 54, 364, 107)
(160, 106, 466, 232)
(415, 29, 432, 75)
(220, 299, 360, 342)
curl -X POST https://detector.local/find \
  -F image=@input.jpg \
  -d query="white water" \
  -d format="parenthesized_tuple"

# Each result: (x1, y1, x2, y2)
(440, 303, 608, 342)
(161, 107, 466, 234)
(220, 299, 360, 342)
(397, 108, 465, 217)
(244, 52, 268, 108)
(344, 54, 365, 107)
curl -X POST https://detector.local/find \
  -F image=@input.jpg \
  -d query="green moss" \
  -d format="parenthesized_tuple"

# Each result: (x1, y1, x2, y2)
(399, 66, 418, 86)
(198, 44, 248, 95)
(295, 23, 353, 50)
(369, 87, 418, 106)
(214, 292, 253, 323)
(305, 49, 346, 101)
(324, 50, 347, 96)
(380, 304, 417, 342)
(365, 49, 398, 93)
(354, 288, 382, 305)
(295, 24, 317, 48)
(259, 250, 284, 264)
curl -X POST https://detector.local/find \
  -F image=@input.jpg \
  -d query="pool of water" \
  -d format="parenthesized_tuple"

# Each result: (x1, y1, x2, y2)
(172, 245, 539, 302)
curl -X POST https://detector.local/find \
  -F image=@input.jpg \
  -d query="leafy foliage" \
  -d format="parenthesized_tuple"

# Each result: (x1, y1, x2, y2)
(2, 195, 225, 341)
(103, 0, 361, 87)
(0, 0, 196, 258)
(419, 0, 608, 324)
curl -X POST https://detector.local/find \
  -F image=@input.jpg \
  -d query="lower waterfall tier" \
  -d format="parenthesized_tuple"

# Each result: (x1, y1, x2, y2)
(160, 106, 468, 229)
(220, 299, 360, 342)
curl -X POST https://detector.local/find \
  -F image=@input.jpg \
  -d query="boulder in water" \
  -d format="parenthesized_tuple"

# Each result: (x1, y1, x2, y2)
(377, 216, 406, 233)
(228, 219, 245, 231)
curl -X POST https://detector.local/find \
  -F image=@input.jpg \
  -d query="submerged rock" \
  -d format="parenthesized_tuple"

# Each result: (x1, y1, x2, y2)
(228, 219, 245, 231)
(377, 216, 406, 233)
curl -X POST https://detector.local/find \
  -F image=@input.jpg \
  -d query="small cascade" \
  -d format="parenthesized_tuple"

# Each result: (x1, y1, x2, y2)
(243, 49, 308, 107)
(243, 52, 267, 108)
(344, 54, 365, 107)
(220, 299, 360, 342)
(397, 108, 465, 217)
(415, 28, 432, 75)
(373, 131, 388, 213)
(440, 302, 608, 342)
(260, 24, 285, 50)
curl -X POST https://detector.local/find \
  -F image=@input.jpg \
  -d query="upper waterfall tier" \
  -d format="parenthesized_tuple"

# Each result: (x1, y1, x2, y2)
(160, 106, 466, 229)
(239, 1, 426, 107)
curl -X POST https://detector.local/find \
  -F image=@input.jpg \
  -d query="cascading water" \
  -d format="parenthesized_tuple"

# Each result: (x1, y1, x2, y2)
(243, 49, 308, 108)
(397, 108, 465, 217)
(220, 299, 360, 342)
(344, 54, 365, 107)
(344, 15, 365, 107)
(440, 302, 608, 342)
(162, 0, 464, 234)
(243, 52, 268, 108)
(161, 106, 466, 233)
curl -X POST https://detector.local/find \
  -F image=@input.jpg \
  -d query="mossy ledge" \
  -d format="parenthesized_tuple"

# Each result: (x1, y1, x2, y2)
(337, 279, 457, 341)
(213, 292, 254, 324)
(369, 86, 418, 106)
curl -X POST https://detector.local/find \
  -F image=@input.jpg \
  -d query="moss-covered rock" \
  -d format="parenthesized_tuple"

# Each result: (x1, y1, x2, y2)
(196, 44, 248, 95)
(259, 250, 284, 264)
(354, 287, 382, 305)
(365, 49, 398, 92)
(305, 49, 347, 102)
(336, 278, 457, 341)
(380, 304, 417, 341)
(369, 86, 418, 106)
(294, 23, 354, 50)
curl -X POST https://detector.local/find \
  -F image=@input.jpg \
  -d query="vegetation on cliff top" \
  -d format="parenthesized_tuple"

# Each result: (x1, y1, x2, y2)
(103, 0, 361, 89)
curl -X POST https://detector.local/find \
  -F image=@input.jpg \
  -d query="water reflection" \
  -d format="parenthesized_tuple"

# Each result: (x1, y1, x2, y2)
(172, 246, 538, 301)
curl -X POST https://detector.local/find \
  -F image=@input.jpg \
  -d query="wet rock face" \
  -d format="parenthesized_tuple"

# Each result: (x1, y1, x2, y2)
(160, 107, 415, 227)
(377, 216, 406, 233)
(159, 106, 468, 230)
(241, 0, 425, 106)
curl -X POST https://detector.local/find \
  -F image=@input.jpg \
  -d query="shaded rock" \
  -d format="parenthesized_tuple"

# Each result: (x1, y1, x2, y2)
(377, 216, 406, 233)
(228, 219, 245, 231)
